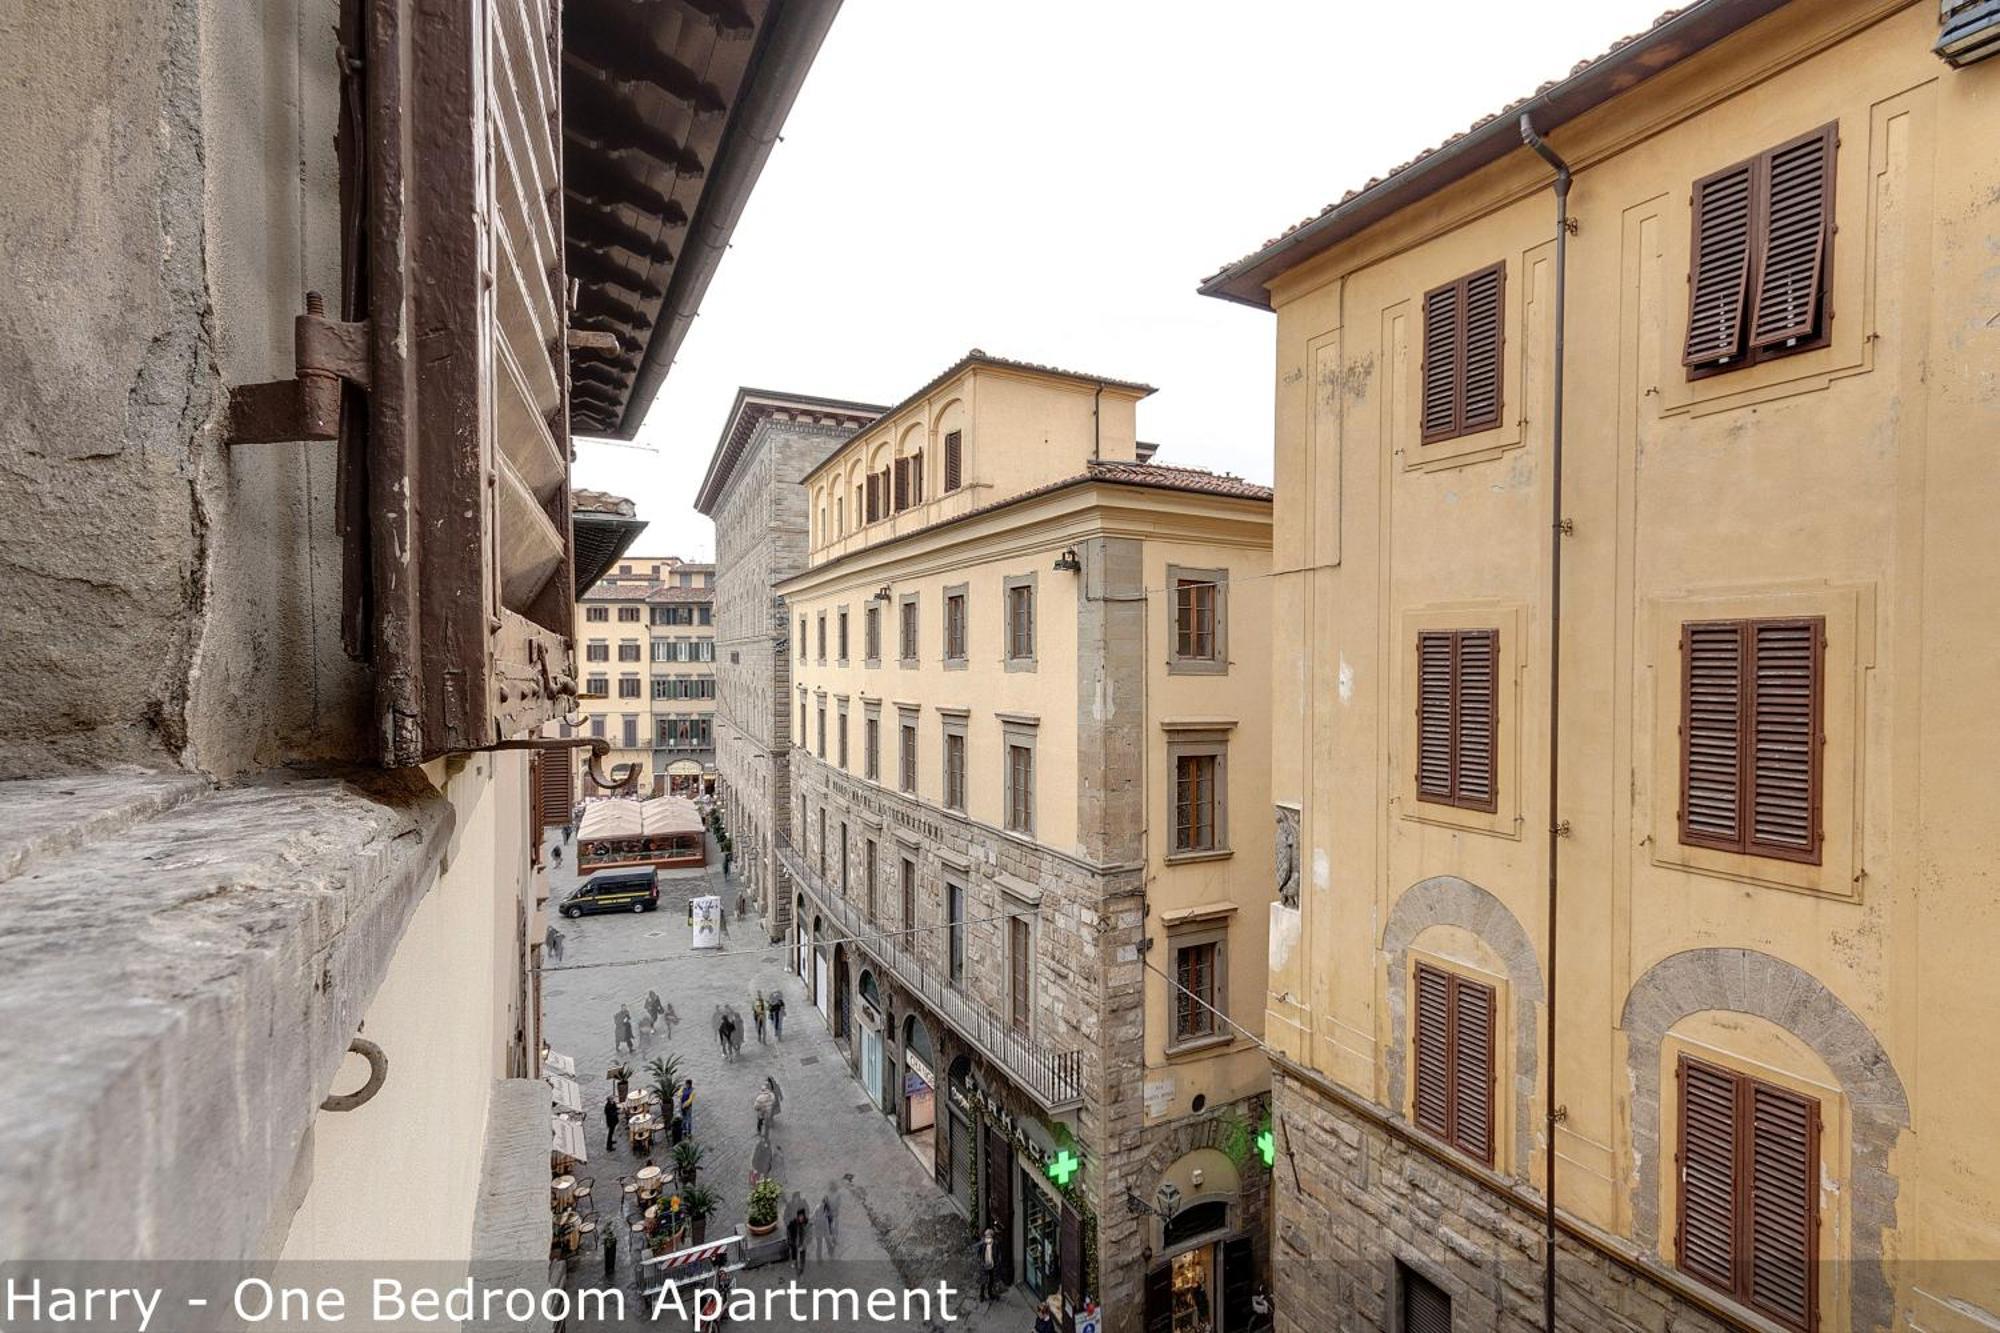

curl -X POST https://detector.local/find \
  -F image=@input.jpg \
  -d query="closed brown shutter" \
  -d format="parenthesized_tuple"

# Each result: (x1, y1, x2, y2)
(1448, 973, 1494, 1163)
(893, 457, 908, 510)
(1748, 126, 1835, 351)
(1680, 620, 1746, 849)
(535, 745, 575, 827)
(1416, 632, 1456, 802)
(1412, 963, 1452, 1140)
(1416, 629, 1497, 811)
(1683, 161, 1756, 367)
(1679, 617, 1822, 863)
(1059, 1205, 1084, 1333)
(1676, 1056, 1819, 1332)
(1420, 284, 1461, 441)
(944, 430, 963, 491)
(1748, 618, 1821, 859)
(1747, 1081, 1818, 1330)
(864, 473, 878, 522)
(1420, 263, 1504, 443)
(910, 450, 924, 503)
(1676, 1055, 1740, 1296)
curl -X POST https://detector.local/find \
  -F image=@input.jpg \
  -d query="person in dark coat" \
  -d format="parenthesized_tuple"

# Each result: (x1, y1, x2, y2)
(786, 1207, 810, 1276)
(769, 991, 786, 1040)
(1033, 1301, 1058, 1333)
(976, 1228, 1000, 1302)
(602, 1092, 621, 1153)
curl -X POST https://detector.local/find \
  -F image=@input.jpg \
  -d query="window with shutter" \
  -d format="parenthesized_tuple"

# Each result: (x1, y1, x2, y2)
(356, 0, 576, 763)
(1410, 962, 1496, 1163)
(1415, 629, 1498, 812)
(1678, 617, 1823, 863)
(1399, 1264, 1452, 1333)
(944, 430, 963, 491)
(893, 457, 909, 511)
(1684, 124, 1836, 373)
(1419, 263, 1505, 444)
(1675, 1055, 1819, 1332)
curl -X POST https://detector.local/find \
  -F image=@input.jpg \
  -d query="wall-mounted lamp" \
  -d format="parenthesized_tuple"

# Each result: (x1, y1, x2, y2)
(872, 585, 893, 602)
(1052, 548, 1081, 573)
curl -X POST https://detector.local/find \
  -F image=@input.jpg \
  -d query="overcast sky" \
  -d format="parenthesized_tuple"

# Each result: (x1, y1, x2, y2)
(574, 0, 1675, 561)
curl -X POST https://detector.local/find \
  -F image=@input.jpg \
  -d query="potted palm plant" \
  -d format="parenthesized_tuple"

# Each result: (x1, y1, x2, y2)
(607, 1063, 632, 1103)
(682, 1185, 718, 1245)
(746, 1178, 782, 1238)
(647, 1055, 682, 1110)
(672, 1138, 704, 1188)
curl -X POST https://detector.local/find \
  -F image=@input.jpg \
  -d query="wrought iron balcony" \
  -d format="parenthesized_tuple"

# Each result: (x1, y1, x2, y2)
(776, 839, 1084, 1112)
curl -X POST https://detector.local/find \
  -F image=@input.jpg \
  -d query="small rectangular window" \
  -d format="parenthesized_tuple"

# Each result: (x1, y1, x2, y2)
(944, 730, 967, 811)
(1410, 962, 1495, 1164)
(945, 592, 968, 661)
(816, 613, 826, 662)
(586, 641, 609, 662)
(838, 709, 849, 770)
(1415, 629, 1498, 812)
(1399, 1264, 1452, 1333)
(1004, 578, 1036, 666)
(1173, 938, 1220, 1042)
(1174, 754, 1219, 852)
(618, 676, 641, 699)
(943, 430, 963, 492)
(618, 642, 641, 662)
(1175, 580, 1216, 660)
(837, 609, 849, 663)
(900, 858, 917, 947)
(816, 702, 826, 758)
(865, 840, 877, 920)
(865, 606, 881, 663)
(865, 713, 881, 781)
(1679, 617, 1824, 863)
(586, 606, 609, 623)
(798, 618, 807, 661)
(1420, 263, 1505, 444)
(1005, 743, 1034, 835)
(947, 882, 966, 982)
(619, 606, 642, 623)
(899, 597, 919, 663)
(1009, 916, 1031, 1033)
(900, 717, 918, 794)
(585, 675, 608, 697)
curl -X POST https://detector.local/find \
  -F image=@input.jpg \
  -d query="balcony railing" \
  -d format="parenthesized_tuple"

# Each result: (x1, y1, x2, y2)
(776, 839, 1083, 1112)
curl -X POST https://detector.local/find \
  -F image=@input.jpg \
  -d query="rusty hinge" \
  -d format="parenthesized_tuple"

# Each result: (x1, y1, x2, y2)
(225, 291, 371, 446)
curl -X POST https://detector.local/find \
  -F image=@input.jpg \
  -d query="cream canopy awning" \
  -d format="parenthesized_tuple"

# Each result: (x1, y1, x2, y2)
(578, 796, 703, 839)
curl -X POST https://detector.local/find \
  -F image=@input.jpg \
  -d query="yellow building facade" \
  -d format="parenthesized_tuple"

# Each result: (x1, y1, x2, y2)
(573, 560, 718, 798)
(1202, 2, 2000, 1330)
(777, 353, 1277, 1332)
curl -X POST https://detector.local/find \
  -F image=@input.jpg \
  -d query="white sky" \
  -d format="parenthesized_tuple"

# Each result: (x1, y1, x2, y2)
(574, 0, 1675, 561)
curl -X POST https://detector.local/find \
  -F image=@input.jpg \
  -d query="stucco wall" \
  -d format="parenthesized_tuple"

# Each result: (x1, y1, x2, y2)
(0, 0, 365, 780)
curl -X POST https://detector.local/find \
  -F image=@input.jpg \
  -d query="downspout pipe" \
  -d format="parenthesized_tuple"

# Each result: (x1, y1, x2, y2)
(1520, 111, 1571, 1333)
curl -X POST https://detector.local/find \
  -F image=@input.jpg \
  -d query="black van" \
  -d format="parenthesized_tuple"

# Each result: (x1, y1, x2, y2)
(559, 869, 660, 918)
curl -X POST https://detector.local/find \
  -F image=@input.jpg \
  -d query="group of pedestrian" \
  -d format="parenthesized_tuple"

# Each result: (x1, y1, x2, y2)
(600, 1075, 696, 1153)
(783, 1190, 841, 1275)
(611, 991, 678, 1055)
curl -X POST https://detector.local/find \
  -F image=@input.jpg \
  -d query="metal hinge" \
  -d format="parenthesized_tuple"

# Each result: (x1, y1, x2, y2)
(1552, 819, 1572, 838)
(225, 291, 371, 445)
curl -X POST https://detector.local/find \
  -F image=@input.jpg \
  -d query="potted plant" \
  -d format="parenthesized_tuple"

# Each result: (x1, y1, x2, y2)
(672, 1138, 704, 1187)
(746, 1178, 782, 1238)
(647, 1055, 682, 1111)
(682, 1185, 718, 1245)
(608, 1063, 632, 1102)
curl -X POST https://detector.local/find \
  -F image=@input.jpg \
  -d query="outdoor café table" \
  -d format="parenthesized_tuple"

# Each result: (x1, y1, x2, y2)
(635, 1164, 663, 1196)
(551, 1174, 576, 1206)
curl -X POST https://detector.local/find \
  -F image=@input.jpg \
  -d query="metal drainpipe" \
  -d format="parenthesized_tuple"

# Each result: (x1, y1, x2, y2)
(1519, 111, 1571, 1333)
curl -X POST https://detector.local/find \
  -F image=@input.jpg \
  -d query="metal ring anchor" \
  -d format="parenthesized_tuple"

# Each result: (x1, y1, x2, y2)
(321, 1037, 389, 1112)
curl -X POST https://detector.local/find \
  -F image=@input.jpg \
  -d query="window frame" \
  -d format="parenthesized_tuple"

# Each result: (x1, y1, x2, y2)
(1167, 923, 1230, 1053)
(945, 879, 966, 983)
(836, 605, 849, 665)
(898, 707, 919, 795)
(1409, 960, 1498, 1166)
(942, 583, 969, 669)
(1008, 914, 1033, 1035)
(1167, 565, 1229, 675)
(898, 593, 920, 668)
(1164, 725, 1233, 862)
(1419, 261, 1506, 445)
(1415, 628, 1500, 814)
(941, 711, 969, 813)
(1001, 718, 1038, 837)
(863, 702, 882, 782)
(864, 604, 882, 668)
(1003, 573, 1037, 672)
(836, 697, 850, 771)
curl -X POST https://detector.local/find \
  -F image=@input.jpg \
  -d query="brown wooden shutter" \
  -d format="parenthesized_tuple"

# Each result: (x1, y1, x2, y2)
(1420, 283, 1462, 442)
(1460, 265, 1504, 433)
(1059, 1205, 1085, 1333)
(357, 0, 575, 765)
(1416, 632, 1455, 803)
(1746, 1080, 1818, 1330)
(1683, 161, 1755, 367)
(1453, 629, 1497, 813)
(893, 457, 908, 510)
(1676, 1056, 1741, 1297)
(1680, 620, 1746, 850)
(910, 450, 924, 503)
(535, 745, 575, 828)
(1748, 618, 1822, 861)
(944, 430, 963, 491)
(1448, 973, 1495, 1163)
(1748, 126, 1834, 351)
(1411, 962, 1452, 1140)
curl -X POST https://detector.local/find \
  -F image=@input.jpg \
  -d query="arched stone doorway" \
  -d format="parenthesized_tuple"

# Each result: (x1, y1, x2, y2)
(1143, 1148, 1252, 1333)
(854, 968, 884, 1105)
(810, 916, 828, 1020)
(793, 894, 808, 980)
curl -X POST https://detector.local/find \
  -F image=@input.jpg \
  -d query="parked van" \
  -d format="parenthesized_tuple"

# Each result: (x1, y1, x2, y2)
(559, 869, 660, 918)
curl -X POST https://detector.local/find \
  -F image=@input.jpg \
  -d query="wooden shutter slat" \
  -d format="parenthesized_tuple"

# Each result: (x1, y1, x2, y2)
(1453, 629, 1497, 812)
(1749, 128, 1833, 350)
(1677, 1057, 1741, 1295)
(1448, 974, 1495, 1163)
(944, 430, 963, 491)
(1681, 621, 1745, 847)
(1683, 163, 1755, 366)
(1748, 618, 1821, 859)
(1420, 284, 1461, 441)
(1416, 632, 1456, 801)
(1412, 963, 1451, 1139)
(1747, 1081, 1818, 1330)
(1402, 1269, 1452, 1333)
(1460, 265, 1504, 433)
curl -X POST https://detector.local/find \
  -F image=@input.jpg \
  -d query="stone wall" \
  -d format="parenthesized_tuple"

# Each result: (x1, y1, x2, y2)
(1269, 1070, 1733, 1333)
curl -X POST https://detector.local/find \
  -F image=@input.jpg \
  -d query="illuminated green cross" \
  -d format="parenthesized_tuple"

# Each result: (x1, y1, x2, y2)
(1256, 1127, 1275, 1169)
(1046, 1148, 1080, 1187)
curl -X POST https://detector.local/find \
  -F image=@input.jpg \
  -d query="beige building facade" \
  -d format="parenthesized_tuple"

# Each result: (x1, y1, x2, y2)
(776, 353, 1277, 1333)
(1201, 2, 2000, 1330)
(572, 561, 719, 799)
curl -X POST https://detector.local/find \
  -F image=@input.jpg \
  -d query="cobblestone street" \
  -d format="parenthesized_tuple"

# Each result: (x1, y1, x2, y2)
(541, 830, 1038, 1332)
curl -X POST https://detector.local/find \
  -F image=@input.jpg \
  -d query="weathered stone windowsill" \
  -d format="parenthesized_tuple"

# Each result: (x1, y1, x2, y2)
(0, 768, 453, 1261)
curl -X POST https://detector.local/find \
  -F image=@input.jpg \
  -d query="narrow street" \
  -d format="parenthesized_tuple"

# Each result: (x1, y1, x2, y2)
(541, 830, 1040, 1331)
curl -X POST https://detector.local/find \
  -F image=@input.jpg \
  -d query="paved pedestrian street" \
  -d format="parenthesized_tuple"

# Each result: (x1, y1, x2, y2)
(542, 831, 1039, 1332)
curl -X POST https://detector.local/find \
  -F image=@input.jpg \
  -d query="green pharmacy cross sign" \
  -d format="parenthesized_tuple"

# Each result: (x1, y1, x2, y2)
(1256, 1125, 1275, 1169)
(1046, 1148, 1081, 1188)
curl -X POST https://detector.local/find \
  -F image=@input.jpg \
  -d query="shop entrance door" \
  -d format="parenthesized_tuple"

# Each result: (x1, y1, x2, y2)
(861, 1026, 884, 1105)
(982, 1125, 1014, 1285)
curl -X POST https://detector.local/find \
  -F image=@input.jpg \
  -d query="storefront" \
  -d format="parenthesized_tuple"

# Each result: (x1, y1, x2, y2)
(902, 1017, 937, 1175)
(665, 759, 704, 797)
(1141, 1150, 1254, 1333)
(941, 1059, 976, 1209)
(812, 918, 830, 1022)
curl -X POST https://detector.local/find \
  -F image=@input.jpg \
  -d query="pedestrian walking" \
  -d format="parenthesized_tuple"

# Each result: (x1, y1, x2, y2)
(602, 1092, 621, 1153)
(751, 995, 768, 1044)
(550, 843, 562, 865)
(614, 1005, 636, 1055)
(712, 1006, 728, 1054)
(726, 1006, 746, 1058)
(662, 1003, 678, 1039)
(753, 1084, 775, 1137)
(764, 1075, 783, 1121)
(816, 1192, 838, 1259)
(976, 1228, 1000, 1302)
(786, 1207, 810, 1276)
(769, 991, 785, 1040)
(645, 989, 666, 1025)
(750, 1132, 776, 1184)
(719, 1012, 738, 1061)
(677, 1078, 695, 1138)
(562, 822, 574, 844)
(723, 849, 733, 877)
(1033, 1300, 1058, 1333)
